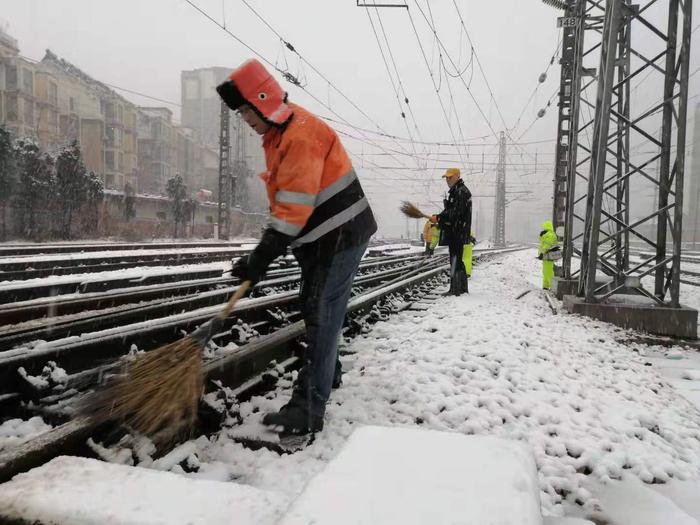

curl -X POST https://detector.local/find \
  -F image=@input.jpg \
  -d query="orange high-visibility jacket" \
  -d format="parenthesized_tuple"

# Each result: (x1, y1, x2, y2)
(261, 102, 376, 250)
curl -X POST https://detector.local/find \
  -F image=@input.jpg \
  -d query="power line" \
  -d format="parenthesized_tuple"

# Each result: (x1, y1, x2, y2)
(404, 5, 470, 168)
(412, 0, 500, 140)
(185, 0, 420, 173)
(511, 30, 562, 133)
(370, 1, 426, 145)
(449, 0, 513, 134)
(236, 0, 416, 159)
(364, 5, 421, 161)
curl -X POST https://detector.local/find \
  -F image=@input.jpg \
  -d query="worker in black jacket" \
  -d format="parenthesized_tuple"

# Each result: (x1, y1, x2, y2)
(433, 168, 472, 295)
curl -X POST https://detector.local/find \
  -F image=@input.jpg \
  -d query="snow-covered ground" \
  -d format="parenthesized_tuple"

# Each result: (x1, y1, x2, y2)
(3, 250, 700, 523)
(78, 250, 700, 522)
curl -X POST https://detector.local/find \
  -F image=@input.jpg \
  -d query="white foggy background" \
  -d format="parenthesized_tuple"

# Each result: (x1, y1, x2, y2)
(3, 0, 700, 241)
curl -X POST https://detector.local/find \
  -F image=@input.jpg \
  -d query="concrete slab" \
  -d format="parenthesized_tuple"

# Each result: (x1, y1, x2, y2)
(0, 456, 289, 525)
(279, 425, 543, 525)
(563, 295, 698, 339)
(552, 278, 640, 300)
(552, 277, 578, 300)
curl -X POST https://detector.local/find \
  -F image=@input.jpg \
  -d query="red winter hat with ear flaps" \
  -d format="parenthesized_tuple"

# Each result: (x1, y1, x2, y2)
(216, 59, 293, 126)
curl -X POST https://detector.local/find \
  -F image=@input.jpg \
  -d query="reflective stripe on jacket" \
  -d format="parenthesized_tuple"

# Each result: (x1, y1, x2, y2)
(261, 103, 376, 250)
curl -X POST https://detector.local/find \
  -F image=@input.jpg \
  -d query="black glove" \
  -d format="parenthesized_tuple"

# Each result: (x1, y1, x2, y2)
(232, 227, 294, 285)
(231, 255, 263, 284)
(537, 254, 543, 260)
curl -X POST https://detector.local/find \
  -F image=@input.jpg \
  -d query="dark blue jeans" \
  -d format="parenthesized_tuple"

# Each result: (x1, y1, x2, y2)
(293, 241, 368, 415)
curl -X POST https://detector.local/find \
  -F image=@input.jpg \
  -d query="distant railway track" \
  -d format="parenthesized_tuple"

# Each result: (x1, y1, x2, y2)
(0, 240, 250, 257)
(0, 247, 254, 281)
(0, 254, 428, 348)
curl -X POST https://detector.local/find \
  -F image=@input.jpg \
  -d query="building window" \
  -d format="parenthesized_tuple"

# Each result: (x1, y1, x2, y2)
(22, 69, 33, 95)
(156, 211, 166, 221)
(205, 215, 214, 224)
(105, 173, 115, 188)
(105, 151, 115, 171)
(105, 102, 115, 121)
(184, 79, 199, 100)
(23, 100, 33, 126)
(105, 126, 114, 147)
(117, 105, 123, 123)
(5, 65, 17, 90)
(69, 97, 76, 112)
(49, 83, 58, 106)
(48, 110, 58, 128)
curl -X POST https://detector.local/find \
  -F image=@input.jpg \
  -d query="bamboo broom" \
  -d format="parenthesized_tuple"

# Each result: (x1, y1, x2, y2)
(80, 281, 251, 444)
(399, 201, 432, 220)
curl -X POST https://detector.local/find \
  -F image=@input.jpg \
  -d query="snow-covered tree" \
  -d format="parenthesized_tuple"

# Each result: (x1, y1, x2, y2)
(55, 140, 89, 239)
(166, 173, 188, 237)
(123, 182, 136, 222)
(14, 138, 54, 240)
(0, 125, 16, 241)
(83, 170, 104, 235)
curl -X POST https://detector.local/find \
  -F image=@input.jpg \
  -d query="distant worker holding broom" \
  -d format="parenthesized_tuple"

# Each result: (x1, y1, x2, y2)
(401, 168, 472, 295)
(422, 218, 440, 256)
(217, 59, 377, 436)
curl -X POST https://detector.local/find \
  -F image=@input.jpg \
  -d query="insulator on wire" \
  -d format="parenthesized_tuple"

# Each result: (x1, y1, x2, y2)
(404, 97, 409, 104)
(401, 112, 406, 118)
(537, 108, 547, 118)
(539, 72, 547, 83)
(541, 0, 567, 10)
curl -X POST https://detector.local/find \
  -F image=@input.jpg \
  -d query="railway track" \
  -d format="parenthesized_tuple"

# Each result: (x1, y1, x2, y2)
(0, 247, 254, 281)
(0, 245, 525, 483)
(0, 254, 428, 349)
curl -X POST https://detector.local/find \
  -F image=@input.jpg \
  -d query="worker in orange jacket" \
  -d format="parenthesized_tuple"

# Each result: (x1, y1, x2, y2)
(217, 59, 377, 437)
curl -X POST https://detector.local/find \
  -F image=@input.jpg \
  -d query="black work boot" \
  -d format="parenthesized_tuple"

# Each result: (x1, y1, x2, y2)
(332, 359, 343, 389)
(262, 392, 324, 435)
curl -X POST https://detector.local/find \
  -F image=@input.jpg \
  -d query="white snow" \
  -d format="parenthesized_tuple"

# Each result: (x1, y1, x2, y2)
(0, 416, 53, 453)
(576, 475, 699, 524)
(184, 250, 700, 522)
(0, 456, 290, 525)
(280, 425, 543, 525)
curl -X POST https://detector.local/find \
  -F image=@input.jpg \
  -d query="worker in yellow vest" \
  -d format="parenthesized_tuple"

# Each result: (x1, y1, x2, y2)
(463, 230, 476, 277)
(422, 219, 440, 256)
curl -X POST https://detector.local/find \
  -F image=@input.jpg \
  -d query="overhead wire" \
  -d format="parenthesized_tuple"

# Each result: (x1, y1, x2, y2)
(185, 0, 426, 194)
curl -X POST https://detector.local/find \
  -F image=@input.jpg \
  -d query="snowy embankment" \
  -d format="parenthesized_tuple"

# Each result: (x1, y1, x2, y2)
(184, 250, 700, 521)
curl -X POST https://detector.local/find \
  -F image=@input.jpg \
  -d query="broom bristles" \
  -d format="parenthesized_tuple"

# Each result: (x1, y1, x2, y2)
(400, 201, 429, 219)
(79, 336, 203, 444)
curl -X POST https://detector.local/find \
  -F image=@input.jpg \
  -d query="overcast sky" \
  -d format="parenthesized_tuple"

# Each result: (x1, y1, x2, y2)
(3, 0, 699, 238)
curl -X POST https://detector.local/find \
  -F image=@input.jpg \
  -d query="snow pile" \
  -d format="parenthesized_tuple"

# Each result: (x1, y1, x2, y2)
(281, 425, 543, 525)
(17, 361, 68, 392)
(0, 456, 291, 525)
(0, 416, 53, 453)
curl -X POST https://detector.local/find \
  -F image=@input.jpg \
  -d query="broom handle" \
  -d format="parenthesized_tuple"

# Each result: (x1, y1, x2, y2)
(219, 280, 252, 319)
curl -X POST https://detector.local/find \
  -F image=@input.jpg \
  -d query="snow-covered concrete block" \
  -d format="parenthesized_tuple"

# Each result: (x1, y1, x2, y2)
(0, 455, 290, 525)
(280, 425, 543, 525)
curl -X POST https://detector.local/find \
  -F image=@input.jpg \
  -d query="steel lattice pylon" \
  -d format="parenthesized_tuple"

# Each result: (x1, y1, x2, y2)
(217, 101, 232, 240)
(492, 131, 507, 247)
(553, 0, 693, 308)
